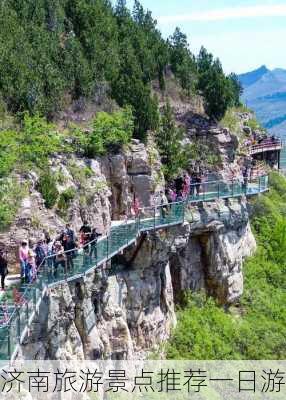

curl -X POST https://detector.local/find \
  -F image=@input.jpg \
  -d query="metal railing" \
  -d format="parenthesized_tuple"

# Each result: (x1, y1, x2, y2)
(250, 138, 282, 155)
(0, 176, 269, 361)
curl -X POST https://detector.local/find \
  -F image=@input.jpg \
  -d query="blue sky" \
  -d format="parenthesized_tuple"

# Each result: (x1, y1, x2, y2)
(122, 0, 286, 74)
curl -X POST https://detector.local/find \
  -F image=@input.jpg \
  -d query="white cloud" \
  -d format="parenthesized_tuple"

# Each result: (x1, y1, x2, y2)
(158, 4, 286, 24)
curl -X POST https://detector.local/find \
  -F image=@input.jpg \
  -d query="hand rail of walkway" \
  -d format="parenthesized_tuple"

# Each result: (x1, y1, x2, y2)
(0, 175, 269, 361)
(250, 139, 282, 154)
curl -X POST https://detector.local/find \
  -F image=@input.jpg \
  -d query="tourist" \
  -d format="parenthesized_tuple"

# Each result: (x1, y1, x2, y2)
(193, 173, 202, 196)
(159, 191, 169, 221)
(62, 234, 76, 270)
(19, 240, 29, 282)
(27, 249, 37, 283)
(54, 241, 66, 274)
(242, 167, 249, 192)
(34, 239, 46, 268)
(190, 173, 195, 197)
(46, 236, 55, 271)
(166, 188, 175, 204)
(89, 228, 102, 260)
(175, 175, 184, 194)
(59, 223, 75, 244)
(0, 250, 8, 291)
(65, 223, 75, 241)
(131, 194, 140, 217)
(79, 221, 92, 251)
(176, 190, 184, 202)
(182, 173, 191, 199)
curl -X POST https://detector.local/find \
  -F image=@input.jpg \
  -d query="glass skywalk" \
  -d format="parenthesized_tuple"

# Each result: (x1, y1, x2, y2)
(0, 175, 269, 360)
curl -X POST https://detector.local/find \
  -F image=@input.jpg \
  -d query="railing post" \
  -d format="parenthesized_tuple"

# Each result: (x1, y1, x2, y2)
(33, 287, 37, 309)
(7, 324, 11, 360)
(16, 311, 20, 343)
(217, 182, 220, 199)
(153, 207, 156, 230)
(106, 237, 109, 260)
(26, 302, 29, 324)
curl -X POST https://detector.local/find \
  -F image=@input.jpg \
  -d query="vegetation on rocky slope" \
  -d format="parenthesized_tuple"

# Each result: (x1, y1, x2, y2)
(0, 0, 245, 229)
(166, 172, 286, 360)
(0, 0, 241, 139)
(0, 109, 133, 225)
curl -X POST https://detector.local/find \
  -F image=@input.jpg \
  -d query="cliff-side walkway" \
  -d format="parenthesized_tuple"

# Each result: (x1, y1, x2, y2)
(0, 175, 269, 360)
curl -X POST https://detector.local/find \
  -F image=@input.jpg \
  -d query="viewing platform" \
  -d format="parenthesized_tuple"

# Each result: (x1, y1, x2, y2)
(249, 138, 282, 156)
(0, 176, 269, 361)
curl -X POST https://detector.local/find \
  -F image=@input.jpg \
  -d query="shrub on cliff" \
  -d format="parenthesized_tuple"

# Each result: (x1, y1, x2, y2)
(37, 172, 59, 209)
(0, 130, 18, 177)
(0, 178, 26, 231)
(86, 107, 134, 157)
(156, 101, 221, 179)
(18, 114, 61, 166)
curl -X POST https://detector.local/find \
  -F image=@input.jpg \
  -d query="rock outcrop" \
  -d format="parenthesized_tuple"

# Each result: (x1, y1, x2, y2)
(18, 196, 255, 360)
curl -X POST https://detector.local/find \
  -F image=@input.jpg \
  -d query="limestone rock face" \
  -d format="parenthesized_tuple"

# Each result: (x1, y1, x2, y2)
(20, 233, 176, 360)
(18, 197, 255, 360)
(0, 140, 164, 269)
(101, 139, 164, 219)
(170, 199, 256, 304)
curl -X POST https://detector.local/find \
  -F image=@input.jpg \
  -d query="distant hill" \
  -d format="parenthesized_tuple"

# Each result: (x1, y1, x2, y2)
(239, 66, 286, 138)
(239, 65, 269, 87)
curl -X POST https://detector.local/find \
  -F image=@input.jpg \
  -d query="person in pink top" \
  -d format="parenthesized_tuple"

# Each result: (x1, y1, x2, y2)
(19, 240, 29, 281)
(182, 173, 191, 200)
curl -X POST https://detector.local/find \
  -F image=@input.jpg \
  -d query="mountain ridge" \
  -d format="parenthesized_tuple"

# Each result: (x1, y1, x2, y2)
(239, 66, 286, 137)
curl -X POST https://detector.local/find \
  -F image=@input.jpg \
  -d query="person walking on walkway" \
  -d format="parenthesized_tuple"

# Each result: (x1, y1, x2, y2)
(79, 221, 92, 252)
(27, 249, 37, 283)
(195, 173, 202, 196)
(19, 241, 29, 282)
(35, 240, 46, 269)
(182, 173, 190, 199)
(242, 166, 249, 193)
(64, 223, 75, 241)
(159, 191, 169, 222)
(0, 250, 8, 291)
(89, 228, 102, 261)
(62, 234, 76, 270)
(54, 241, 67, 276)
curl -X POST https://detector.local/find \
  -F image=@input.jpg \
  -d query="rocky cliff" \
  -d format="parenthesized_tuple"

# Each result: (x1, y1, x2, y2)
(0, 106, 257, 360)
(18, 196, 255, 360)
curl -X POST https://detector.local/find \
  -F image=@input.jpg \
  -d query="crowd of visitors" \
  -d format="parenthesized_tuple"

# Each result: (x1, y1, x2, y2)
(164, 171, 207, 205)
(0, 222, 103, 291)
(244, 133, 281, 150)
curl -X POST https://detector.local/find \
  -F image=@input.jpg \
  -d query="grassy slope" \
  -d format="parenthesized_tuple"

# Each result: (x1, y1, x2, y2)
(166, 172, 286, 360)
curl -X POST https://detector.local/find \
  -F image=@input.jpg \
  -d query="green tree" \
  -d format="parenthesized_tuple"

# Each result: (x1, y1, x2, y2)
(197, 48, 235, 120)
(156, 102, 190, 179)
(169, 27, 197, 94)
(228, 73, 243, 107)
